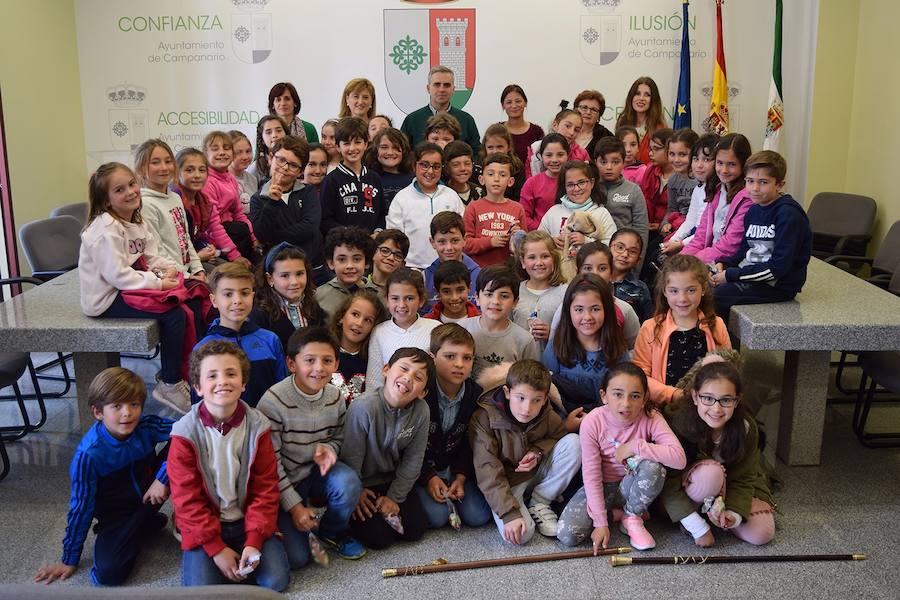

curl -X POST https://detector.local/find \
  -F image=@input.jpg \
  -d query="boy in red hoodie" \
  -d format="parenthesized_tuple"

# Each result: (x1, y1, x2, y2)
(168, 340, 289, 591)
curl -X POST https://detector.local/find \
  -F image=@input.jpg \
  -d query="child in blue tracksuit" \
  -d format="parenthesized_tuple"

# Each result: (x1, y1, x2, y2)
(35, 368, 173, 586)
(710, 151, 812, 318)
(193, 262, 288, 407)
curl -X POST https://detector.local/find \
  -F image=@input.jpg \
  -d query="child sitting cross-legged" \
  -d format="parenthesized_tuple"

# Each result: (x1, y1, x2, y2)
(257, 327, 366, 564)
(35, 368, 173, 586)
(168, 341, 289, 591)
(341, 348, 434, 549)
(470, 359, 581, 544)
(414, 324, 492, 529)
(557, 362, 686, 552)
(195, 262, 288, 408)
(423, 260, 481, 323)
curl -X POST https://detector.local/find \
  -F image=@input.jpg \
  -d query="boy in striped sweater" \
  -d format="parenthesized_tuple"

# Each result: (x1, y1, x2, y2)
(257, 327, 365, 564)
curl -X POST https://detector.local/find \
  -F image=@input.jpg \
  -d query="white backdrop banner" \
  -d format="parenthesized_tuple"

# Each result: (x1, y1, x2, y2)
(74, 0, 818, 198)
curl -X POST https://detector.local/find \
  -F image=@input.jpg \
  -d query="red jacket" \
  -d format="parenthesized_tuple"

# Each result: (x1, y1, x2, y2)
(637, 164, 670, 226)
(167, 402, 280, 556)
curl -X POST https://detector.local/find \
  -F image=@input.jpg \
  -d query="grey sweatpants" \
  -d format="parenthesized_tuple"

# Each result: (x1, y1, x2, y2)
(557, 459, 666, 546)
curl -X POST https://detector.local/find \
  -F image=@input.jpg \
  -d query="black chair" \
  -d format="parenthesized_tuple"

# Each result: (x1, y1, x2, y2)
(851, 269, 900, 448)
(826, 219, 900, 286)
(827, 220, 900, 394)
(0, 279, 49, 444)
(806, 192, 876, 260)
(0, 436, 8, 481)
(17, 215, 82, 281)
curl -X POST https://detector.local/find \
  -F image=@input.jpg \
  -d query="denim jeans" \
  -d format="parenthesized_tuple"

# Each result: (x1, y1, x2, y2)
(101, 293, 186, 383)
(276, 461, 362, 569)
(414, 476, 492, 529)
(181, 519, 289, 591)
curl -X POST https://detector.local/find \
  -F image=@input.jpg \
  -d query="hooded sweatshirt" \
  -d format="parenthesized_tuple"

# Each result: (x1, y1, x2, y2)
(600, 176, 650, 258)
(723, 193, 812, 294)
(203, 167, 256, 241)
(141, 187, 204, 276)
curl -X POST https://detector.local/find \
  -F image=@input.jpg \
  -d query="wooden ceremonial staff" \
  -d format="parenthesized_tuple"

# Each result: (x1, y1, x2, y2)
(382, 547, 631, 578)
(609, 553, 867, 567)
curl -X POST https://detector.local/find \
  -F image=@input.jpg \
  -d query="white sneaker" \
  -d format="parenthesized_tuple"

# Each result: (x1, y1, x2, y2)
(152, 380, 191, 414)
(527, 500, 559, 537)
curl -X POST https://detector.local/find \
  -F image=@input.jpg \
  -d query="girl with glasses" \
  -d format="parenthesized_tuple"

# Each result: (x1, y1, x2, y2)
(661, 361, 776, 547)
(538, 161, 616, 251)
(386, 142, 465, 269)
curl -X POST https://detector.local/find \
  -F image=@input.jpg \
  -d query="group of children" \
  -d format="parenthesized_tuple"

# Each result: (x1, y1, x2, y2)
(44, 75, 816, 590)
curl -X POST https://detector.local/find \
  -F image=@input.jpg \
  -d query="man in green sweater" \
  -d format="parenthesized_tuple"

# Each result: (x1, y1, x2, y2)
(400, 65, 481, 152)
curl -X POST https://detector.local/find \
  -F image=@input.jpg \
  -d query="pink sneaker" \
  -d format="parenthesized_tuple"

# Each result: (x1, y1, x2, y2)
(620, 515, 656, 550)
(612, 508, 650, 523)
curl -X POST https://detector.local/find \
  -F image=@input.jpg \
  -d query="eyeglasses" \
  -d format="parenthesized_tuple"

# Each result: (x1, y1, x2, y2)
(611, 242, 640, 258)
(376, 246, 405, 261)
(416, 161, 443, 172)
(576, 104, 601, 115)
(565, 179, 592, 191)
(649, 144, 665, 153)
(273, 155, 302, 173)
(698, 394, 738, 408)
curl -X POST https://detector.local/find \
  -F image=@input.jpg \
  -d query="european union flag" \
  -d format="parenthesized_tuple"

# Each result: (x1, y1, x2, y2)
(673, 0, 692, 129)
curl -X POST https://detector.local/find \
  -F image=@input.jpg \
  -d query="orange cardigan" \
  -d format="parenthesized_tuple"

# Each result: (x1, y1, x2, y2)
(633, 310, 731, 404)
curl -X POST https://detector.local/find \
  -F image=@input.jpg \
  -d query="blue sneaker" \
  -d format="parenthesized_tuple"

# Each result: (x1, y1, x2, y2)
(320, 533, 367, 560)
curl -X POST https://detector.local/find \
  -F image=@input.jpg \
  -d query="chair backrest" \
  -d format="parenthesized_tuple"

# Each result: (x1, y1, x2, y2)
(49, 202, 89, 226)
(890, 266, 900, 296)
(873, 220, 900, 274)
(18, 216, 82, 272)
(806, 192, 877, 237)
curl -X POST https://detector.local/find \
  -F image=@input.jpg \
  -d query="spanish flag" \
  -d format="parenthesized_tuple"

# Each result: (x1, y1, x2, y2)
(704, 0, 729, 135)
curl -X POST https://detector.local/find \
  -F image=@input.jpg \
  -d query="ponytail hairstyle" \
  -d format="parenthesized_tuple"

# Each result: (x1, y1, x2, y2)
(602, 361, 654, 416)
(555, 160, 606, 208)
(552, 274, 626, 368)
(705, 133, 752, 204)
(254, 114, 288, 174)
(651, 254, 720, 344)
(133, 138, 175, 188)
(255, 243, 325, 327)
(88, 162, 142, 226)
(676, 361, 748, 464)
(550, 100, 582, 133)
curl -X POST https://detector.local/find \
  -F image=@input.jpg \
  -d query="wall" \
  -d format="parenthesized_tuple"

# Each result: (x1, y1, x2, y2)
(0, 0, 85, 275)
(807, 0, 899, 249)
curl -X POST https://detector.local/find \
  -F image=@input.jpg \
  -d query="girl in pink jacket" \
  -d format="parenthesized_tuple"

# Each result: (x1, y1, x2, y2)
(201, 131, 258, 260)
(174, 148, 251, 270)
(557, 362, 686, 552)
(681, 134, 752, 264)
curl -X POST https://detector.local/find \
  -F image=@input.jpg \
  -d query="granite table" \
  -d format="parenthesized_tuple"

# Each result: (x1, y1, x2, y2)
(728, 258, 900, 465)
(0, 269, 158, 431)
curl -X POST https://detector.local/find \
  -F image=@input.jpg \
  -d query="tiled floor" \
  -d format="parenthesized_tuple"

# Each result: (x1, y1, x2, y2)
(1, 354, 898, 599)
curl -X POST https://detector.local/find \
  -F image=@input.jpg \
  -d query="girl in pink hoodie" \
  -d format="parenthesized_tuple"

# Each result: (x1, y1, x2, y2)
(681, 134, 753, 265)
(202, 131, 258, 261)
(557, 362, 686, 552)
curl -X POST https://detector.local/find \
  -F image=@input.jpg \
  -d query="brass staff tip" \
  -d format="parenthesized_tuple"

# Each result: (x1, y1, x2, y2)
(852, 554, 867, 561)
(617, 546, 632, 554)
(609, 556, 633, 567)
(382, 568, 397, 578)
